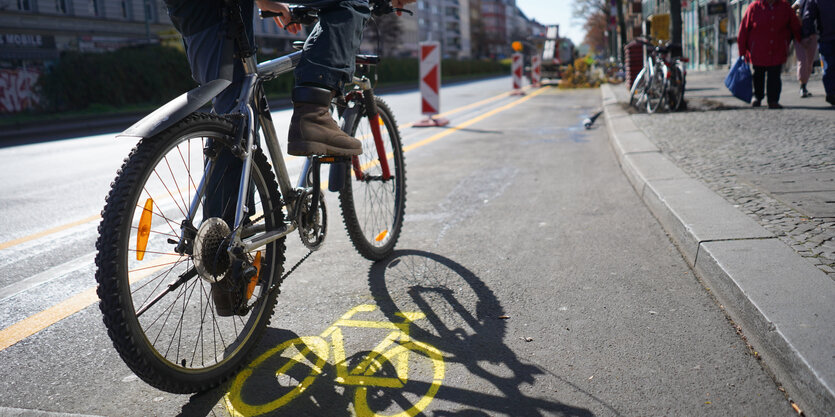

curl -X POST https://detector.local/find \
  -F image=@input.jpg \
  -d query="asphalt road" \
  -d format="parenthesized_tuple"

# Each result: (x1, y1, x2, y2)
(0, 77, 796, 416)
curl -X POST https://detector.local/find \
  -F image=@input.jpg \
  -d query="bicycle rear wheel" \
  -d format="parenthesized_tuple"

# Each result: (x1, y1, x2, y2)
(667, 65, 685, 111)
(95, 113, 285, 393)
(339, 97, 406, 261)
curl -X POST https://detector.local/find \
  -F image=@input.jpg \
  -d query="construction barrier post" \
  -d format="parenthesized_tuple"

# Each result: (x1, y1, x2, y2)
(531, 54, 541, 88)
(414, 41, 449, 127)
(511, 52, 525, 95)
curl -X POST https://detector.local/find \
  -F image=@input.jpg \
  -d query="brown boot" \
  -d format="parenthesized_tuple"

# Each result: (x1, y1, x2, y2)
(288, 86, 362, 156)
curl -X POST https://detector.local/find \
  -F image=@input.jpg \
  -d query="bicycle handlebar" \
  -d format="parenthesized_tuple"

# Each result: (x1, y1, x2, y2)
(259, 0, 412, 25)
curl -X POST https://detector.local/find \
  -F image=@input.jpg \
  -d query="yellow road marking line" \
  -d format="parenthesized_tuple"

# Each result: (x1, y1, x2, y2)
(403, 86, 549, 153)
(0, 86, 552, 352)
(0, 214, 101, 251)
(0, 254, 179, 351)
(399, 88, 516, 128)
(0, 86, 525, 252)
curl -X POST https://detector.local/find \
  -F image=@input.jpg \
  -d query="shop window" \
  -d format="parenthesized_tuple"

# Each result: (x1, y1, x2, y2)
(17, 0, 33, 11)
(89, 0, 102, 16)
(55, 0, 68, 14)
(144, 0, 155, 22)
(121, 0, 131, 19)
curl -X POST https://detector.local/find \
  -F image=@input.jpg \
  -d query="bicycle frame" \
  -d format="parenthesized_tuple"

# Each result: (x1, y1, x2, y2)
(118, 1, 394, 266)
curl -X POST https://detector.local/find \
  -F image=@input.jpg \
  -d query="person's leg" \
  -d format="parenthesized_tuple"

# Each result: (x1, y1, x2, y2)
(294, 0, 370, 91)
(797, 36, 817, 96)
(797, 40, 806, 83)
(766, 64, 782, 107)
(752, 65, 766, 105)
(818, 40, 835, 104)
(166, 0, 257, 314)
(287, 0, 371, 156)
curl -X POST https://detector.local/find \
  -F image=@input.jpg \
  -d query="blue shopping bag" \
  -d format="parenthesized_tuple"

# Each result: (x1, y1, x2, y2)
(724, 57, 753, 103)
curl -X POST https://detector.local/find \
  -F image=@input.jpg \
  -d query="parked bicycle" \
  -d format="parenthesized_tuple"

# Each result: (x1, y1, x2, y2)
(95, 0, 407, 394)
(628, 37, 688, 113)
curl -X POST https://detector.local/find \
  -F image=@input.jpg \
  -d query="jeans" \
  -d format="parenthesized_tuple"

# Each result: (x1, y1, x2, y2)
(165, 0, 368, 222)
(295, 0, 370, 91)
(167, 0, 369, 111)
(752, 65, 783, 104)
(819, 40, 835, 97)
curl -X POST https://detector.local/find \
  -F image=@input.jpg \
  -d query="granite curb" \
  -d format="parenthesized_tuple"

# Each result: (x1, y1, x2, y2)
(601, 83, 835, 416)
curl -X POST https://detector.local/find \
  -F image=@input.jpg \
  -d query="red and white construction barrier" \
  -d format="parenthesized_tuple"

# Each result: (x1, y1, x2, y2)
(531, 54, 541, 87)
(511, 52, 525, 95)
(414, 41, 449, 127)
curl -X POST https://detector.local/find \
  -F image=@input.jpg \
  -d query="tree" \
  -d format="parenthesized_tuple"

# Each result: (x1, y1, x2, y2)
(670, 0, 682, 55)
(583, 10, 609, 53)
(574, 0, 612, 57)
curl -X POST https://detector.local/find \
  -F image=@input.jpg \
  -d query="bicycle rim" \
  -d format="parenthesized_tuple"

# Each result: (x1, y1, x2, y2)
(629, 69, 648, 109)
(646, 67, 667, 113)
(96, 114, 284, 393)
(339, 97, 406, 261)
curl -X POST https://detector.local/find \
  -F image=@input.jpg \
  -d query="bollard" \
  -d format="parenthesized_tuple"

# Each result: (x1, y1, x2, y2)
(531, 54, 541, 88)
(414, 41, 449, 127)
(511, 53, 525, 96)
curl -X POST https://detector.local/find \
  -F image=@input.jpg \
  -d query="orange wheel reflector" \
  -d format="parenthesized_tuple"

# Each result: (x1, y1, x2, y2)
(246, 251, 262, 299)
(136, 198, 154, 261)
(374, 230, 388, 242)
(378, 115, 385, 126)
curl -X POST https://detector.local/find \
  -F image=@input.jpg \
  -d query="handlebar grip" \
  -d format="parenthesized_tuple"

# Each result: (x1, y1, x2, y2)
(259, 10, 283, 18)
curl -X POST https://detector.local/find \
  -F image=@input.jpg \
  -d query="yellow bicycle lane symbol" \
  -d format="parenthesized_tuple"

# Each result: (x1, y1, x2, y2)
(224, 304, 445, 417)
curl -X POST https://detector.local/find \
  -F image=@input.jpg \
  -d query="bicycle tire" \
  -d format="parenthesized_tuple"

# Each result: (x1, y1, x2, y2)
(646, 64, 668, 114)
(339, 97, 406, 261)
(629, 67, 648, 109)
(667, 66, 685, 111)
(95, 113, 285, 393)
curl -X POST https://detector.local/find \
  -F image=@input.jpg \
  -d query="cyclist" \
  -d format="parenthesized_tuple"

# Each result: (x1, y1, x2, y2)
(162, 0, 414, 314)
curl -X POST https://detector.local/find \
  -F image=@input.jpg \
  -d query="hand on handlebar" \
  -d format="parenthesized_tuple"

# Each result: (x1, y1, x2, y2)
(391, 0, 416, 16)
(256, 0, 301, 34)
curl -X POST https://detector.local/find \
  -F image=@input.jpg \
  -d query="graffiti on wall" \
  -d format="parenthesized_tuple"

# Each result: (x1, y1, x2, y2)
(0, 69, 41, 113)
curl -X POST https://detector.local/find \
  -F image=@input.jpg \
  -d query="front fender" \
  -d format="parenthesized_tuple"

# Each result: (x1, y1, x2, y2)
(117, 79, 232, 140)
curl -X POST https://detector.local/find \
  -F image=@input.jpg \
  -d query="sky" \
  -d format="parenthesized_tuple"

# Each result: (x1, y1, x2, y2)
(516, 0, 585, 46)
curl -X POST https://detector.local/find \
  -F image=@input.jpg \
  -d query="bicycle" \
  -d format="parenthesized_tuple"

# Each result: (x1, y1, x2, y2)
(95, 0, 407, 394)
(628, 37, 688, 113)
(224, 304, 445, 416)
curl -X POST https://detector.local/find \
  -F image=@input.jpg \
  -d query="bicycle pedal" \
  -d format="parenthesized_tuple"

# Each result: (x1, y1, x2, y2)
(315, 156, 352, 164)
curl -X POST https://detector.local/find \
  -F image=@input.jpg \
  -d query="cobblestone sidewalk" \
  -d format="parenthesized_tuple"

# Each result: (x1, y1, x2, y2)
(622, 70, 835, 279)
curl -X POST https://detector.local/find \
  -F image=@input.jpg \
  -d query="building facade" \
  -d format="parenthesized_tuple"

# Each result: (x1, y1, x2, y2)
(640, 0, 743, 69)
(0, 0, 305, 112)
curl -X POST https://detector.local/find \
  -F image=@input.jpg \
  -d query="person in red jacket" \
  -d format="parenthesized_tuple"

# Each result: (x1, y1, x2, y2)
(738, 0, 802, 108)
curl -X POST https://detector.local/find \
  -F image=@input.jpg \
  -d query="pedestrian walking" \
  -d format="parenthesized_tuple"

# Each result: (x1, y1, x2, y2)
(738, 0, 802, 109)
(793, 0, 818, 97)
(803, 0, 835, 105)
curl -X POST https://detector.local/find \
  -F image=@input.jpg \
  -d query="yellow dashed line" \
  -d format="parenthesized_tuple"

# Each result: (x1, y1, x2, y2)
(0, 86, 551, 352)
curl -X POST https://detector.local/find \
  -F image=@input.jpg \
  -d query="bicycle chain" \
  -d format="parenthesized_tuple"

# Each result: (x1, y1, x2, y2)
(268, 249, 314, 297)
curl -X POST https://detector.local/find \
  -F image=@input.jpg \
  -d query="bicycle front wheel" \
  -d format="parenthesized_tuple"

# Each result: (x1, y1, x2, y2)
(629, 67, 648, 110)
(339, 97, 406, 261)
(95, 113, 285, 393)
(646, 64, 668, 113)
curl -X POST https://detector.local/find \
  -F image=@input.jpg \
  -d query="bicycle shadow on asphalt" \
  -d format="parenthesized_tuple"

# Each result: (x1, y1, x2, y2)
(363, 249, 615, 417)
(176, 250, 617, 416)
(174, 328, 306, 417)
